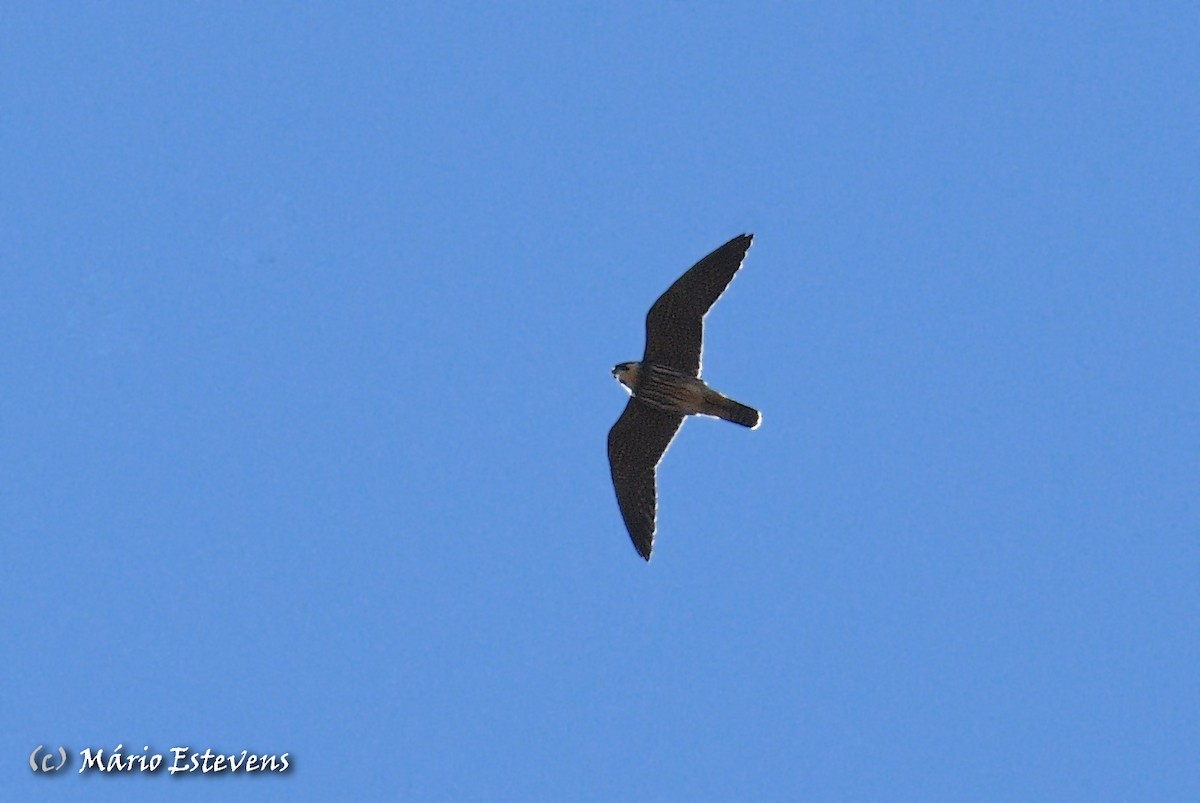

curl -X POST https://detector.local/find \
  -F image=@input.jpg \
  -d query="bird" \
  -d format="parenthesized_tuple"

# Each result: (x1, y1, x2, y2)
(608, 233, 760, 561)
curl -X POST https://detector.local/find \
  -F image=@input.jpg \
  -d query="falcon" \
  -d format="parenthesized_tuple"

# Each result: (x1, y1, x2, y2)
(608, 233, 761, 561)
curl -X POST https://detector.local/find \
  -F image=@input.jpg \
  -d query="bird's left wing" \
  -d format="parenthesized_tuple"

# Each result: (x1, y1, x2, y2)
(607, 400, 685, 560)
(643, 233, 753, 376)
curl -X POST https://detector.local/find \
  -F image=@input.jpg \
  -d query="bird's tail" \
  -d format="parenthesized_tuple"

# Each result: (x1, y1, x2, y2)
(707, 395, 761, 429)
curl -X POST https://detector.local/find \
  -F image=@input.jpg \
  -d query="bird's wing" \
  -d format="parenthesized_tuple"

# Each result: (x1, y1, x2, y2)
(643, 233, 753, 377)
(607, 399, 685, 560)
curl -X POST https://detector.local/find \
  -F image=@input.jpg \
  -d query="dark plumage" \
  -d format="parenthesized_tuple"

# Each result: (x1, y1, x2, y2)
(608, 234, 760, 560)
(643, 233, 753, 377)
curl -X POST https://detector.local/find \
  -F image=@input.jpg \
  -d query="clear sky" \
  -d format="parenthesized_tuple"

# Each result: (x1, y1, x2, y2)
(3, 3, 1197, 801)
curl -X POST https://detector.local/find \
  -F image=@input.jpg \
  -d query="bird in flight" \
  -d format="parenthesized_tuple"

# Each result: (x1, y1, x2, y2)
(608, 233, 761, 561)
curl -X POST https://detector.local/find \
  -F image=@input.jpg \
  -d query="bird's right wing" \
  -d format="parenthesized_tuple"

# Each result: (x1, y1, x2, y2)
(643, 233, 753, 376)
(607, 400, 685, 560)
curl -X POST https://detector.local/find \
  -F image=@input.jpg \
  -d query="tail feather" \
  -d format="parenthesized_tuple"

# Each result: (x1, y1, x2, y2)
(712, 397, 761, 429)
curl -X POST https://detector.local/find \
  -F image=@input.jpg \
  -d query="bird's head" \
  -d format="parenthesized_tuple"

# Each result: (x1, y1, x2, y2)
(612, 361, 640, 392)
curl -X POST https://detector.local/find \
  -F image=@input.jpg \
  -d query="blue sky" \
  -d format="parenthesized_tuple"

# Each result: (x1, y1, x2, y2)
(3, 3, 1197, 801)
